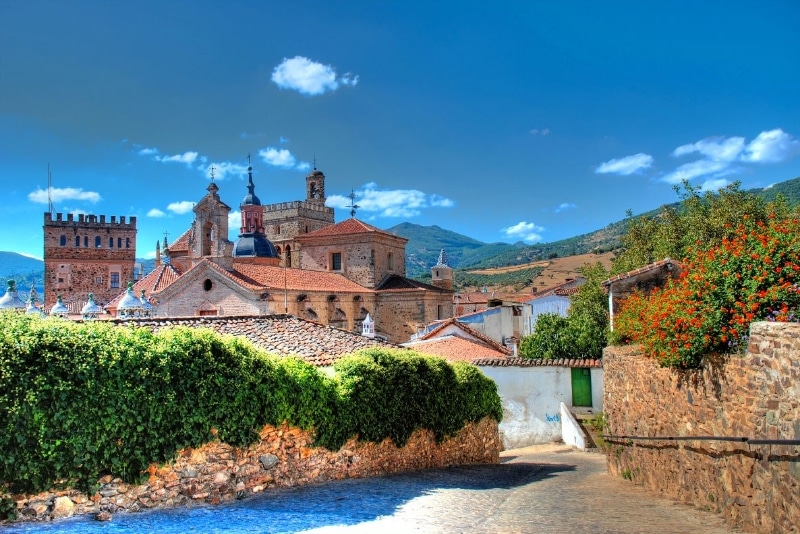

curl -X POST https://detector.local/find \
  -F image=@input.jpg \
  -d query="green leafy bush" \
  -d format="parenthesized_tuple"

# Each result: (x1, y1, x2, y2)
(0, 315, 501, 495)
(519, 262, 609, 359)
(614, 212, 800, 367)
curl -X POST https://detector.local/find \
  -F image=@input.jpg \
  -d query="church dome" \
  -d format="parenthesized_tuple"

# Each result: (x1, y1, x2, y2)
(233, 234, 279, 258)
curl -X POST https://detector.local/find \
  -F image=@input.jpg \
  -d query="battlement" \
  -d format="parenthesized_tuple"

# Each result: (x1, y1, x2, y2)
(44, 212, 137, 228)
(263, 200, 332, 214)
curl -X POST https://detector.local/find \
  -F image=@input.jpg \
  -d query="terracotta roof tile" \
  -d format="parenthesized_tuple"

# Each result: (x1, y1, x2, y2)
(375, 274, 449, 292)
(420, 318, 512, 355)
(527, 277, 586, 301)
(110, 314, 399, 367)
(105, 262, 183, 310)
(168, 228, 192, 252)
(601, 258, 682, 287)
(472, 357, 603, 368)
(405, 335, 509, 362)
(232, 262, 374, 293)
(298, 218, 407, 242)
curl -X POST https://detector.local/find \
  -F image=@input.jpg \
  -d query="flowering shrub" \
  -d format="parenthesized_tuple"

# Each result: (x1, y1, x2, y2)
(614, 212, 800, 367)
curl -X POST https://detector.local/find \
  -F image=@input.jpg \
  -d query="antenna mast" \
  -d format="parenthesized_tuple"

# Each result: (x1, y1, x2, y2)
(47, 164, 54, 215)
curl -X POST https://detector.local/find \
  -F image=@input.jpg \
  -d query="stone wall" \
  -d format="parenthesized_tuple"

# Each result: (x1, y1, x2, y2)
(603, 322, 800, 534)
(5, 418, 500, 523)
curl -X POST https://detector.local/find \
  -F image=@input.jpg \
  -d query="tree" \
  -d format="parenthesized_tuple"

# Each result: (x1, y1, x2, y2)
(612, 181, 788, 274)
(519, 262, 609, 360)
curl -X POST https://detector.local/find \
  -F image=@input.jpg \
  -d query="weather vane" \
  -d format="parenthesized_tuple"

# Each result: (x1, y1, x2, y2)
(247, 153, 251, 167)
(210, 165, 216, 182)
(347, 189, 360, 218)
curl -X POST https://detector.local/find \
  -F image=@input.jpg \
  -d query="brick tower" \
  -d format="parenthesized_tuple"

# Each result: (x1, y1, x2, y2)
(43, 212, 137, 313)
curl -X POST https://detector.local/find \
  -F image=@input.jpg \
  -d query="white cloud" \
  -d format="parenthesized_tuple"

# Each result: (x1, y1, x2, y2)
(167, 201, 194, 215)
(138, 147, 159, 156)
(529, 128, 550, 136)
(673, 136, 745, 162)
(326, 183, 455, 218)
(258, 147, 310, 170)
(28, 187, 101, 204)
(200, 161, 249, 181)
(700, 178, 730, 191)
(595, 153, 653, 175)
(156, 151, 199, 166)
(555, 202, 577, 213)
(147, 208, 166, 218)
(663, 129, 800, 184)
(741, 128, 800, 163)
(271, 56, 358, 96)
(502, 221, 545, 243)
(661, 159, 730, 185)
(228, 210, 241, 235)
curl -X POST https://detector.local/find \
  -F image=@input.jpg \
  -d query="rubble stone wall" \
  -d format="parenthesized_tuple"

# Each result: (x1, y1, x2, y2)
(6, 418, 500, 523)
(603, 322, 800, 534)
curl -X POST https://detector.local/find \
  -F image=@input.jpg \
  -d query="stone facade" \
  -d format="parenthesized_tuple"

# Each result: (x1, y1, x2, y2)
(603, 322, 800, 534)
(5, 418, 500, 523)
(299, 227, 407, 289)
(43, 212, 137, 311)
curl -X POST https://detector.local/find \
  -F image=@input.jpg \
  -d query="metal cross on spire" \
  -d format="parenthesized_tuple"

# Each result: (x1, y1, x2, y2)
(247, 153, 251, 167)
(347, 189, 360, 218)
(210, 165, 216, 181)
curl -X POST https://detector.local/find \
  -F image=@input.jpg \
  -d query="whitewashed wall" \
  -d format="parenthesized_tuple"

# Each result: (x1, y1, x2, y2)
(478, 365, 603, 449)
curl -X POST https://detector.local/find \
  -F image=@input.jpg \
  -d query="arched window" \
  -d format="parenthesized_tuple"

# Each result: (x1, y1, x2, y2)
(126, 238, 131, 249)
(109, 237, 114, 248)
(95, 236, 101, 248)
(83, 236, 88, 247)
(118, 237, 122, 248)
(59, 235, 66, 246)
(75, 236, 80, 247)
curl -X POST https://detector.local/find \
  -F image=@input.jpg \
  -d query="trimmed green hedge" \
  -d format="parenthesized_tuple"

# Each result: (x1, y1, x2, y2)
(0, 313, 501, 495)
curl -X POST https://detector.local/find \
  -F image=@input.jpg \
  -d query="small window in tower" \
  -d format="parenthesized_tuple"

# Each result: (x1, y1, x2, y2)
(95, 276, 103, 285)
(435, 270, 439, 277)
(109, 237, 114, 248)
(203, 279, 213, 291)
(84, 236, 88, 247)
(331, 252, 342, 271)
(95, 236, 102, 248)
(75, 236, 81, 247)
(118, 238, 122, 248)
(126, 238, 130, 248)
(59, 235, 66, 246)
(387, 252, 394, 270)
(110, 272, 120, 289)
(58, 277, 64, 284)
(276, 224, 280, 234)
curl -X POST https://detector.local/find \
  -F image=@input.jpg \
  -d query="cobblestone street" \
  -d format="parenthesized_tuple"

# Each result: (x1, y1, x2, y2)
(305, 443, 741, 534)
(3, 443, 742, 534)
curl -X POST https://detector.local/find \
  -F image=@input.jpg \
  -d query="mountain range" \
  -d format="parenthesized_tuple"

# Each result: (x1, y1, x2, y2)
(2, 176, 798, 293)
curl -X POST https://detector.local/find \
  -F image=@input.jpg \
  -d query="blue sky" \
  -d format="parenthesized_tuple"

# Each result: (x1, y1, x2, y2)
(2, 0, 799, 260)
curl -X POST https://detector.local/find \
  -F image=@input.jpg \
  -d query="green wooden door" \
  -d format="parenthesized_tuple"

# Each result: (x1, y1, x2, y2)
(571, 368, 593, 407)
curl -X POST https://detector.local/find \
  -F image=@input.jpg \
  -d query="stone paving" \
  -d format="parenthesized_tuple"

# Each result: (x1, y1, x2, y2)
(2, 443, 743, 534)
(304, 443, 742, 534)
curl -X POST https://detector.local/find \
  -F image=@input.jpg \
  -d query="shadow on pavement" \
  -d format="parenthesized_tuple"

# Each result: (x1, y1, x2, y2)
(2, 462, 577, 534)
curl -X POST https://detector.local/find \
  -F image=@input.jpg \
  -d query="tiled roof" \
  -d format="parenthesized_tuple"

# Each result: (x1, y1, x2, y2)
(232, 262, 374, 293)
(375, 274, 450, 292)
(168, 228, 192, 252)
(105, 262, 183, 310)
(454, 292, 492, 304)
(109, 314, 399, 367)
(527, 277, 586, 301)
(298, 218, 406, 241)
(420, 318, 512, 355)
(472, 357, 603, 368)
(601, 258, 682, 287)
(405, 335, 509, 362)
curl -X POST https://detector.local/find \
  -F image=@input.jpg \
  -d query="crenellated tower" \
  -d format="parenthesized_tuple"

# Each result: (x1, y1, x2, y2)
(43, 212, 137, 313)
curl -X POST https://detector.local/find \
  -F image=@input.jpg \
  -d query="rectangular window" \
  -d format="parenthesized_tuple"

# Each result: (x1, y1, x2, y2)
(331, 252, 342, 271)
(95, 276, 103, 285)
(110, 272, 120, 289)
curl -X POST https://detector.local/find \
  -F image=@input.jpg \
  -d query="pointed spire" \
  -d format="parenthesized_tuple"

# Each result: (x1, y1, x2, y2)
(434, 248, 449, 267)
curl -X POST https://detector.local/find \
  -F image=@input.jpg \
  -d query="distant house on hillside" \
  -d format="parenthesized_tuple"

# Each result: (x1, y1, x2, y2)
(524, 277, 586, 331)
(601, 258, 683, 331)
(403, 318, 512, 361)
